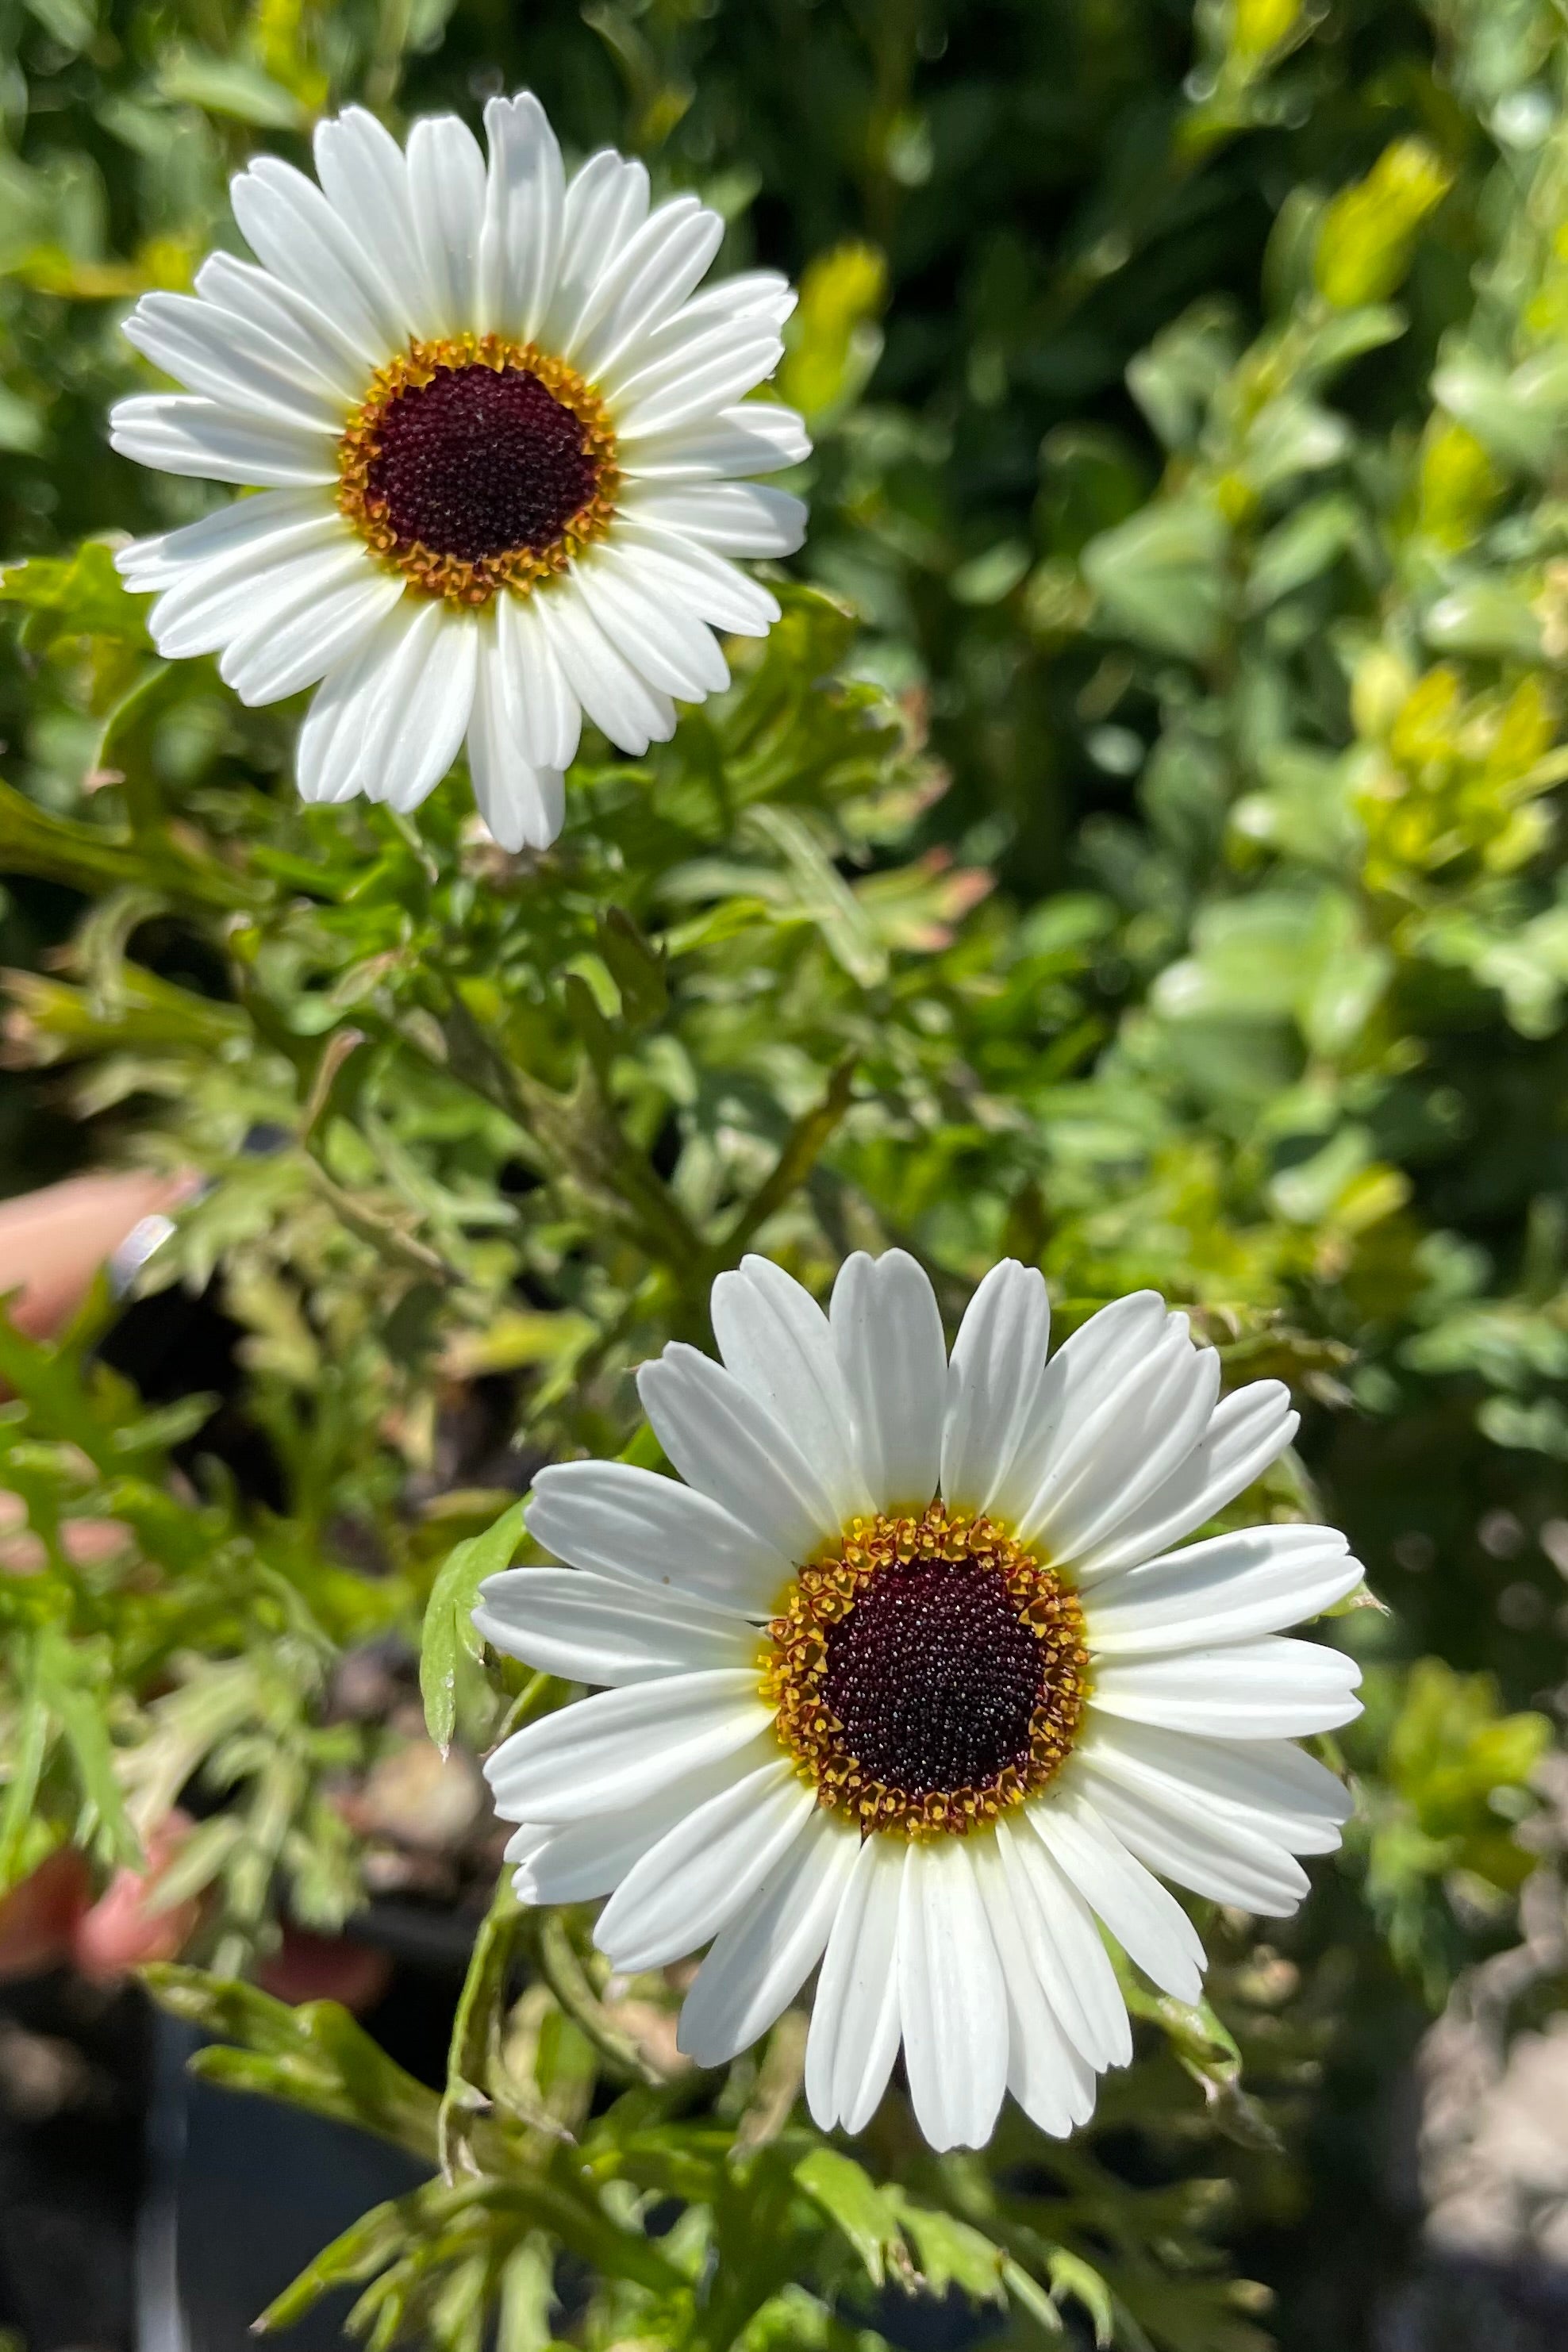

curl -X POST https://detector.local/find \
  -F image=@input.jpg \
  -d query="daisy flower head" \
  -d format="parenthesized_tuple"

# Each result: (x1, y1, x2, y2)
(478, 1255, 1364, 2153)
(110, 97, 808, 851)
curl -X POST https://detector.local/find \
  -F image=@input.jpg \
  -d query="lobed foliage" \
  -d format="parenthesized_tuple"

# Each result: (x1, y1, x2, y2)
(2, 0, 1568, 2346)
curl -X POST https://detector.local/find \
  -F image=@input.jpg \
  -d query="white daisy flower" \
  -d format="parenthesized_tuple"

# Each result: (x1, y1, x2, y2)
(109, 96, 808, 851)
(478, 1255, 1363, 2152)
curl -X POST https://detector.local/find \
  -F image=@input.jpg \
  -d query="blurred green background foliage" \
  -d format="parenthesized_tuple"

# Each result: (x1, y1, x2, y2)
(3, 1, 1568, 2347)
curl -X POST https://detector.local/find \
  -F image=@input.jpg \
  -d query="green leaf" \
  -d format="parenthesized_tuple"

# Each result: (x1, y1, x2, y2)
(778, 241, 887, 425)
(144, 1965, 442, 2163)
(256, 2196, 413, 2334)
(1082, 498, 1231, 661)
(440, 1873, 522, 2173)
(1433, 353, 1568, 475)
(889, 2194, 1006, 2301)
(140, 1813, 244, 1912)
(1314, 139, 1453, 309)
(792, 2149, 909, 2288)
(0, 1666, 52, 1891)
(0, 544, 151, 651)
(21, 0, 97, 53)
(1127, 300, 1239, 452)
(39, 1627, 141, 1868)
(1424, 578, 1543, 661)
(1123, 1981, 1284, 2154)
(0, 777, 259, 909)
(1296, 303, 1407, 382)
(156, 51, 309, 128)
(423, 1498, 527, 1755)
(1048, 2249, 1118, 2346)
(746, 804, 889, 986)
(1244, 493, 1362, 611)
(1001, 2256, 1066, 2339)
(595, 907, 669, 1028)
(0, 387, 46, 456)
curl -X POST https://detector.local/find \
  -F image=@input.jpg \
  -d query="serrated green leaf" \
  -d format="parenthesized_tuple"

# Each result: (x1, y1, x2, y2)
(422, 1497, 527, 1755)
(1002, 2256, 1066, 2339)
(147, 1966, 442, 2161)
(890, 2194, 1005, 2301)
(595, 906, 669, 1028)
(793, 2148, 909, 2288)
(41, 1629, 141, 1868)
(256, 2196, 413, 2334)
(1048, 2249, 1117, 2346)
(0, 544, 150, 649)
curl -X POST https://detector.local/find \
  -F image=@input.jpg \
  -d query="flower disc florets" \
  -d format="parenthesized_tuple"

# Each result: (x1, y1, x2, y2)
(766, 1503, 1090, 1839)
(337, 335, 619, 605)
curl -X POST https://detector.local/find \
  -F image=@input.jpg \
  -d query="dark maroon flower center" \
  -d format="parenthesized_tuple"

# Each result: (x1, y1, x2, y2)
(822, 1560, 1047, 1800)
(365, 363, 600, 564)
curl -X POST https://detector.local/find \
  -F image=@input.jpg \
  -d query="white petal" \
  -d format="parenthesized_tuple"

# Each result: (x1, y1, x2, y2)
(525, 1459, 793, 1620)
(123, 293, 346, 432)
(678, 1812, 859, 2066)
(502, 590, 582, 771)
(621, 402, 809, 482)
(507, 1746, 770, 1904)
(617, 481, 807, 558)
(570, 197, 724, 382)
(219, 567, 403, 707)
(467, 613, 565, 851)
(609, 520, 781, 634)
(1081, 1718, 1352, 1855)
(194, 253, 367, 403)
(804, 1833, 905, 2135)
(294, 600, 474, 813)
(571, 546, 730, 701)
(678, 269, 796, 329)
(994, 1812, 1132, 2070)
(229, 156, 400, 363)
(483, 1667, 770, 1824)
(363, 601, 478, 813)
(636, 1342, 840, 1565)
(532, 578, 675, 755)
(830, 1249, 946, 1515)
(110, 394, 337, 488)
(898, 1837, 1009, 2151)
(940, 1260, 1050, 1513)
(970, 1830, 1096, 2137)
(1018, 1316, 1223, 1559)
(478, 93, 565, 344)
(709, 1256, 870, 1525)
(1086, 1721, 1344, 1881)
(474, 1564, 756, 1684)
(1028, 1789, 1206, 2003)
(987, 1291, 1169, 1530)
(540, 150, 651, 355)
(407, 113, 487, 338)
(1074, 1756, 1310, 1916)
(296, 605, 417, 805)
(313, 106, 436, 344)
(1089, 1636, 1362, 1739)
(1085, 1525, 1363, 1654)
(594, 1758, 815, 1972)
(133, 495, 344, 611)
(117, 486, 337, 590)
(1068, 1381, 1300, 1580)
(603, 303, 780, 405)
(613, 325, 785, 439)
(148, 532, 359, 660)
